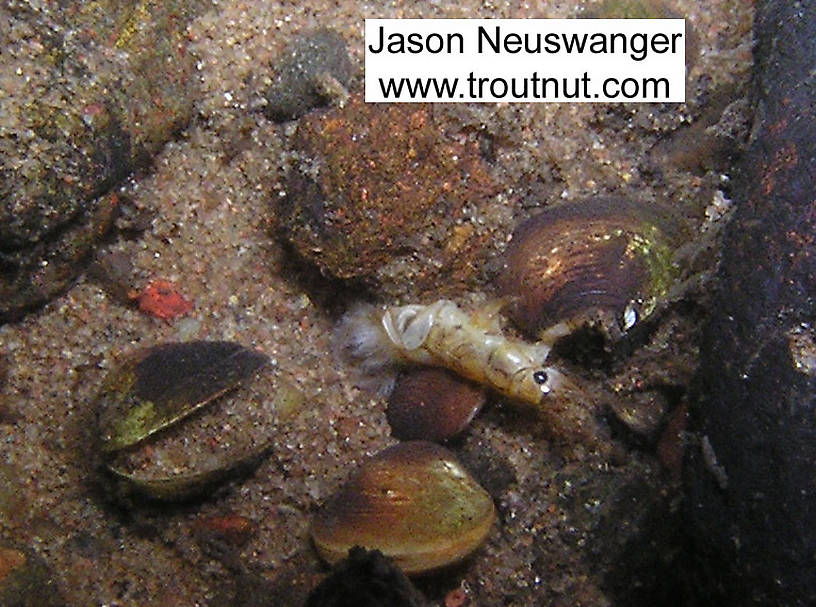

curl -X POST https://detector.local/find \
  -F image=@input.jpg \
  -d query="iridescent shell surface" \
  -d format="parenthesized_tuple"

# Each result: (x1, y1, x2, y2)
(499, 197, 690, 339)
(97, 341, 268, 452)
(95, 341, 276, 500)
(311, 441, 495, 575)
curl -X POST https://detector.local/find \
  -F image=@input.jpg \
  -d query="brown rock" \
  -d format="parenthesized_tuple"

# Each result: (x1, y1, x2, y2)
(277, 96, 501, 298)
(0, 545, 65, 607)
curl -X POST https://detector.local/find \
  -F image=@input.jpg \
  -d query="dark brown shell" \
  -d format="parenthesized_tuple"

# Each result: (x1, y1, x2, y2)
(387, 368, 486, 442)
(499, 197, 689, 339)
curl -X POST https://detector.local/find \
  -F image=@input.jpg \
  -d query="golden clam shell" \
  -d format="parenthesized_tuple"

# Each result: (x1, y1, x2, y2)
(311, 441, 495, 575)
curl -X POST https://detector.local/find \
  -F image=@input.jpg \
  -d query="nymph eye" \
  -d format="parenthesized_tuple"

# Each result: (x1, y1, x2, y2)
(533, 370, 554, 395)
(532, 370, 549, 385)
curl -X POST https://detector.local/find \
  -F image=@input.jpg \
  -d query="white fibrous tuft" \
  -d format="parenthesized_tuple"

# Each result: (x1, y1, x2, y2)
(334, 304, 401, 395)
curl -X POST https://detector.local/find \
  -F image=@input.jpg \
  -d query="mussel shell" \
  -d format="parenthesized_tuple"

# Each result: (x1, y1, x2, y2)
(95, 341, 288, 500)
(97, 341, 268, 452)
(106, 448, 269, 501)
(101, 369, 292, 500)
(387, 368, 486, 442)
(311, 441, 495, 575)
(499, 197, 689, 339)
(607, 390, 669, 443)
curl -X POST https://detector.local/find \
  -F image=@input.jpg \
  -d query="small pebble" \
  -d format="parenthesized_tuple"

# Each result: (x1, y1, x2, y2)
(264, 29, 353, 122)
(133, 279, 194, 320)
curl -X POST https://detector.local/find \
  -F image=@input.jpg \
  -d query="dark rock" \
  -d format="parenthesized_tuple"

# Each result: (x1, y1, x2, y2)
(263, 29, 353, 122)
(550, 463, 685, 607)
(86, 249, 136, 305)
(306, 547, 427, 607)
(0, 192, 119, 322)
(685, 1, 816, 604)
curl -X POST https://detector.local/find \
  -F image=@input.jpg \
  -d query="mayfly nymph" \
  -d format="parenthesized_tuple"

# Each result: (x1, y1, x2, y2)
(335, 299, 598, 446)
(337, 300, 601, 446)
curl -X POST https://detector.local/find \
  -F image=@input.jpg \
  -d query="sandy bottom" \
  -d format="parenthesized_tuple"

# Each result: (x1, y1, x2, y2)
(0, 1, 752, 605)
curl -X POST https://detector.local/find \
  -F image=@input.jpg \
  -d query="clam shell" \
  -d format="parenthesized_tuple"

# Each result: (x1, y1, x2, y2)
(311, 441, 495, 575)
(106, 440, 272, 501)
(387, 368, 486, 442)
(500, 197, 689, 339)
(95, 341, 285, 500)
(97, 341, 268, 452)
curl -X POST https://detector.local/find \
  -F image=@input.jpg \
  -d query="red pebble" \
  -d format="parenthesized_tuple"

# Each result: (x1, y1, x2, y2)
(445, 587, 469, 607)
(134, 279, 193, 320)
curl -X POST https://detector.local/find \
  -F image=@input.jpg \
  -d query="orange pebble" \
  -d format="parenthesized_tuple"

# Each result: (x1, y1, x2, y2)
(445, 587, 469, 607)
(135, 279, 193, 320)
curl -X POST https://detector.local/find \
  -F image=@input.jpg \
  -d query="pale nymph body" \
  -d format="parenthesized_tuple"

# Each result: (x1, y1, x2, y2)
(336, 298, 599, 446)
